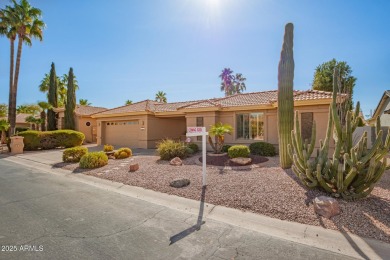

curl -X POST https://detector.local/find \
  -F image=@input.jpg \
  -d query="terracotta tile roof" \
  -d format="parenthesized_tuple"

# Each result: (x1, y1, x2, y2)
(93, 89, 337, 116)
(96, 100, 161, 115)
(0, 113, 38, 123)
(75, 105, 107, 116)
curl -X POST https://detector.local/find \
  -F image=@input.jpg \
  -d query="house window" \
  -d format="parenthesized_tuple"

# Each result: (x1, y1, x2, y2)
(196, 117, 203, 141)
(301, 112, 313, 142)
(236, 113, 264, 140)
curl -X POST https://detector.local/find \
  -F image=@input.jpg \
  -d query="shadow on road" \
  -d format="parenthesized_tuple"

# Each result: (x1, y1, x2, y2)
(169, 186, 207, 245)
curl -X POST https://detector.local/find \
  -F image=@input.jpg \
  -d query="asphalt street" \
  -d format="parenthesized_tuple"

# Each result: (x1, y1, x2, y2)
(0, 159, 355, 260)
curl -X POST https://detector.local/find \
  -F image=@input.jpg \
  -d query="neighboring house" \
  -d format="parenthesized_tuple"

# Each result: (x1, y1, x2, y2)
(0, 113, 33, 130)
(55, 105, 107, 143)
(367, 90, 390, 126)
(92, 90, 339, 149)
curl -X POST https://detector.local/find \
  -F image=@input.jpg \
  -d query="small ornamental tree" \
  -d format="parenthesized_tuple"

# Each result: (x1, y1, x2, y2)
(208, 122, 233, 154)
(64, 68, 76, 130)
(47, 62, 58, 130)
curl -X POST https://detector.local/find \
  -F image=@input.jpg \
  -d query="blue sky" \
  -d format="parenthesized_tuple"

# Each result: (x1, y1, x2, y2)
(0, 0, 389, 117)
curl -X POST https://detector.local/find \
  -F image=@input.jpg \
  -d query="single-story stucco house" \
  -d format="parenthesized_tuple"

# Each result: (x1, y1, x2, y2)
(91, 90, 337, 150)
(0, 113, 34, 131)
(55, 105, 107, 143)
(367, 90, 390, 126)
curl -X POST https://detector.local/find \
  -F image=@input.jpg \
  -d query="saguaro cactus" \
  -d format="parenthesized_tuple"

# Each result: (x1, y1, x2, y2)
(289, 68, 390, 199)
(277, 23, 295, 169)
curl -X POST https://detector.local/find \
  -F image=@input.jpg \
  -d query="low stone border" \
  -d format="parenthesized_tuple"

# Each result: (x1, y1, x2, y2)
(195, 156, 269, 170)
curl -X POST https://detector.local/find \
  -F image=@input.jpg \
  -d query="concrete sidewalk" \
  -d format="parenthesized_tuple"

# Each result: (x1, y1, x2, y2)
(1, 149, 389, 259)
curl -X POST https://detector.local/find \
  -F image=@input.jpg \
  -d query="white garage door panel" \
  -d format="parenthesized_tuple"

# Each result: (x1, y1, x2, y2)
(104, 121, 139, 147)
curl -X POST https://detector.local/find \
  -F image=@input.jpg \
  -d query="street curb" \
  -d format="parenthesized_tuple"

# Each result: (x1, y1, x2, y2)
(2, 155, 389, 260)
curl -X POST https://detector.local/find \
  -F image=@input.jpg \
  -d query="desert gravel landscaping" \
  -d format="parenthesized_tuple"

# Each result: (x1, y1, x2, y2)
(57, 153, 390, 243)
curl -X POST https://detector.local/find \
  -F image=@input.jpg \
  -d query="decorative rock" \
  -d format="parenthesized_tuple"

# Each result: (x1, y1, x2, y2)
(170, 157, 182, 166)
(170, 179, 190, 188)
(129, 163, 139, 172)
(313, 196, 340, 219)
(230, 157, 252, 165)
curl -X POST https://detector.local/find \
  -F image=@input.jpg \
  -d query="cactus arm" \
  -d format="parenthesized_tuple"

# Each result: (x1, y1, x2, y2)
(316, 163, 333, 193)
(360, 130, 383, 165)
(343, 167, 357, 188)
(308, 121, 316, 157)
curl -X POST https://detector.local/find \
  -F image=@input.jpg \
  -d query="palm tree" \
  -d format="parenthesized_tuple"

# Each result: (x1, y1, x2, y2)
(25, 115, 38, 130)
(208, 122, 233, 154)
(4, 0, 45, 135)
(37, 101, 51, 131)
(39, 73, 79, 107)
(0, 4, 17, 134)
(79, 99, 91, 106)
(16, 103, 39, 114)
(155, 91, 167, 103)
(219, 68, 246, 96)
(125, 100, 133, 105)
(0, 119, 10, 144)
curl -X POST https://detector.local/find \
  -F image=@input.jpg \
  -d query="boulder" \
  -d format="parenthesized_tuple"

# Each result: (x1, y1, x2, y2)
(129, 163, 139, 172)
(170, 179, 190, 188)
(313, 196, 340, 219)
(230, 157, 252, 165)
(170, 157, 183, 166)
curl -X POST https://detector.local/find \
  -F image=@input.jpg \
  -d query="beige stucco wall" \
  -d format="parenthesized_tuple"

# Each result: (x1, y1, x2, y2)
(57, 111, 97, 143)
(147, 117, 187, 148)
(76, 117, 97, 143)
(183, 105, 332, 152)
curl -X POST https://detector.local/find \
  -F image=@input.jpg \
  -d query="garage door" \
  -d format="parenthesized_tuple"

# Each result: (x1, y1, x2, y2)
(104, 121, 139, 147)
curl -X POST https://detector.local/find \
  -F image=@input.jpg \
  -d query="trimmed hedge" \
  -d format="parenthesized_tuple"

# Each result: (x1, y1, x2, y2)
(114, 147, 132, 159)
(63, 146, 88, 163)
(19, 130, 85, 150)
(157, 139, 188, 160)
(79, 152, 108, 169)
(249, 142, 277, 156)
(228, 145, 250, 158)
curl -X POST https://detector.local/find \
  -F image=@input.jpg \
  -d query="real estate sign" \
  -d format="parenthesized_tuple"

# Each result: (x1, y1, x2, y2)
(186, 127, 208, 186)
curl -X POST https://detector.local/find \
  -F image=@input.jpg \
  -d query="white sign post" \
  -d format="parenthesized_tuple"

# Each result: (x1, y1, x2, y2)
(186, 127, 208, 186)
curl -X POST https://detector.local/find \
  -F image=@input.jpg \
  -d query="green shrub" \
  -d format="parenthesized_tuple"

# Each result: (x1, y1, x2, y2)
(63, 146, 88, 163)
(79, 152, 108, 169)
(222, 144, 231, 153)
(114, 147, 132, 159)
(249, 142, 277, 156)
(187, 143, 199, 153)
(157, 139, 188, 160)
(228, 145, 250, 158)
(104, 144, 114, 152)
(186, 147, 194, 155)
(19, 130, 85, 150)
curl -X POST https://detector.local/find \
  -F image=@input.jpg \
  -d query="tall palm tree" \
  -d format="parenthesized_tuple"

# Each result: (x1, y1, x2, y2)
(16, 103, 39, 114)
(5, 0, 45, 135)
(155, 91, 167, 103)
(125, 99, 133, 105)
(219, 68, 247, 96)
(37, 101, 51, 131)
(0, 4, 17, 133)
(79, 99, 91, 106)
